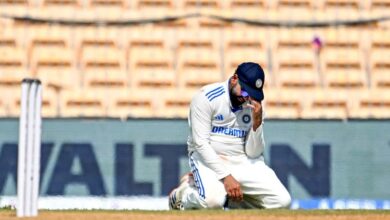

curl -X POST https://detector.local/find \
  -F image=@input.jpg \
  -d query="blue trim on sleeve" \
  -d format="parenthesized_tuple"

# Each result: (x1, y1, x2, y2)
(205, 86, 225, 102)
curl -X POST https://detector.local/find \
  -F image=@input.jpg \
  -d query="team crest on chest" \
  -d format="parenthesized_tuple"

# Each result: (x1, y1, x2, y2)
(242, 114, 251, 124)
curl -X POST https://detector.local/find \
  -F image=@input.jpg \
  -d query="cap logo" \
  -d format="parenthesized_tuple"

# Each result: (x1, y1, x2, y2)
(255, 79, 263, 88)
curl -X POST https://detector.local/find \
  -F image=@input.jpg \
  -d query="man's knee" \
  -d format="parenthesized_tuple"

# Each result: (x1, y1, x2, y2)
(275, 191, 291, 208)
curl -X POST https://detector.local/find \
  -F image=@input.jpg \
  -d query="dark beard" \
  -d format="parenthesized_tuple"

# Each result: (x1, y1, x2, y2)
(230, 87, 246, 108)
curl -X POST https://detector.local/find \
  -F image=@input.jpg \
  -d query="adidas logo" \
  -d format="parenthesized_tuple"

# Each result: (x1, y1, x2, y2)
(214, 114, 224, 121)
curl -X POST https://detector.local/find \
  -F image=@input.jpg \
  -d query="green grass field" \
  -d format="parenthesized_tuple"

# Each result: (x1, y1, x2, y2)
(1, 209, 389, 220)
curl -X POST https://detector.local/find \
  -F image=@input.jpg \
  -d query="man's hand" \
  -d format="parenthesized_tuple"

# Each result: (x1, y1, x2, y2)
(247, 98, 263, 131)
(222, 174, 243, 202)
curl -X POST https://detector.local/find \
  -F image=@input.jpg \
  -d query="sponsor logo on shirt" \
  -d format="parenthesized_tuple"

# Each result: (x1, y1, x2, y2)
(211, 126, 247, 138)
(214, 114, 224, 121)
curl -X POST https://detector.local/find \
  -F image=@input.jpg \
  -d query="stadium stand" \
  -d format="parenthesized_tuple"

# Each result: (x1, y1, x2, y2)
(370, 29, 390, 88)
(263, 88, 303, 119)
(369, 0, 390, 16)
(60, 89, 107, 117)
(0, 47, 27, 70)
(177, 49, 222, 88)
(130, 48, 175, 87)
(300, 88, 349, 119)
(1, 2, 390, 119)
(106, 88, 156, 118)
(349, 88, 390, 118)
(275, 0, 316, 16)
(223, 28, 267, 79)
(156, 88, 196, 118)
(82, 69, 127, 90)
(0, 70, 29, 116)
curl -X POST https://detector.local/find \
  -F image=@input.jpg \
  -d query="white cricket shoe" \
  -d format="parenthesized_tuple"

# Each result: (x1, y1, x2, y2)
(168, 173, 194, 210)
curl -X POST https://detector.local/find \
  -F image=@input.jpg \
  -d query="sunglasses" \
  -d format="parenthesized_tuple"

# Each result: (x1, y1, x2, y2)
(240, 88, 249, 98)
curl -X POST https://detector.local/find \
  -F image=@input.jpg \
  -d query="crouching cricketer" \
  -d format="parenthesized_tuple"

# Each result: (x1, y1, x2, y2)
(169, 62, 291, 210)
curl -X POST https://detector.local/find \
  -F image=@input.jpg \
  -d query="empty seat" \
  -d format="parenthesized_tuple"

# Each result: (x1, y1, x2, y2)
(276, 0, 316, 15)
(324, 69, 367, 88)
(181, 0, 221, 12)
(43, 0, 79, 6)
(135, 0, 175, 12)
(321, 29, 363, 71)
(0, 36, 17, 48)
(81, 37, 116, 49)
(89, 0, 126, 7)
(276, 29, 314, 52)
(322, 0, 362, 17)
(0, 69, 29, 116)
(370, 29, 390, 52)
(228, 0, 267, 13)
(176, 30, 219, 55)
(323, 49, 362, 71)
(60, 89, 107, 117)
(40, 87, 59, 118)
(223, 28, 268, 77)
(276, 49, 315, 72)
(301, 88, 349, 119)
(194, 15, 233, 29)
(371, 69, 390, 89)
(277, 68, 320, 88)
(30, 47, 74, 73)
(323, 0, 361, 9)
(155, 88, 197, 118)
(77, 30, 119, 55)
(127, 31, 169, 64)
(36, 68, 81, 90)
(224, 29, 265, 51)
(370, 50, 390, 88)
(129, 48, 175, 87)
(349, 88, 390, 118)
(177, 38, 215, 54)
(0, 70, 29, 89)
(224, 50, 268, 79)
(322, 28, 361, 49)
(175, 31, 221, 87)
(12, 88, 59, 117)
(153, 18, 189, 29)
(81, 47, 124, 70)
(83, 69, 128, 89)
(229, 0, 267, 8)
(369, 0, 390, 16)
(322, 48, 363, 75)
(0, 47, 26, 69)
(136, 0, 174, 7)
(107, 88, 156, 118)
(183, 0, 219, 7)
(275, 29, 317, 76)
(128, 33, 168, 57)
(0, 86, 21, 117)
(370, 29, 390, 76)
(0, 70, 29, 116)
(0, 0, 28, 9)
(29, 35, 68, 50)
(178, 50, 222, 88)
(263, 88, 302, 119)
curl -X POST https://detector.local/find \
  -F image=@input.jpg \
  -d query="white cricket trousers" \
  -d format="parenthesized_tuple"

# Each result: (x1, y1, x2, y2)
(181, 151, 291, 209)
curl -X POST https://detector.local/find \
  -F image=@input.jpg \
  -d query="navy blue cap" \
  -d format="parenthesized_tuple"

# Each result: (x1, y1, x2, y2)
(236, 62, 265, 101)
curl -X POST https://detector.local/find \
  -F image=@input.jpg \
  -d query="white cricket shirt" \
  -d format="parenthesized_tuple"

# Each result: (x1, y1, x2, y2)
(187, 79, 265, 179)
